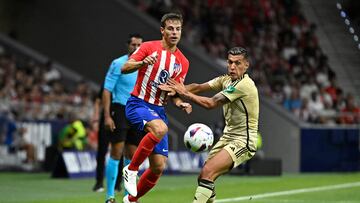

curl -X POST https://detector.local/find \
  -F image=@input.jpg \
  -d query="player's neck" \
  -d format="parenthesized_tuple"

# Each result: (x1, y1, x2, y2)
(161, 39, 177, 53)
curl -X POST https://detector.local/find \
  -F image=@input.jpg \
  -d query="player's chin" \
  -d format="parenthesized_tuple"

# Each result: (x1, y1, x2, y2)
(230, 75, 237, 81)
(170, 39, 179, 45)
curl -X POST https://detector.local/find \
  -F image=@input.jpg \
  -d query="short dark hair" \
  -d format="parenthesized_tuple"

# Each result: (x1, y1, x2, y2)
(127, 33, 143, 44)
(160, 13, 183, 28)
(228, 47, 249, 60)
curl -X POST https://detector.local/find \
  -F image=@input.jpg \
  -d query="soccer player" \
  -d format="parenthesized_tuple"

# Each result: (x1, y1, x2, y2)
(164, 47, 259, 203)
(103, 33, 144, 203)
(121, 13, 192, 203)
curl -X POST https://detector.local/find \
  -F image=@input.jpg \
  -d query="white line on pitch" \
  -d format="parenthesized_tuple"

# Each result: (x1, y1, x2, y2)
(216, 181, 360, 202)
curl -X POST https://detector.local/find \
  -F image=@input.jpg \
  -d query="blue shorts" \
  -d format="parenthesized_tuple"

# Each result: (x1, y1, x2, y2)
(125, 96, 169, 157)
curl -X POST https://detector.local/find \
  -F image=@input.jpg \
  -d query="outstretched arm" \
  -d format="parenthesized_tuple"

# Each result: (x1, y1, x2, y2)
(185, 82, 211, 94)
(167, 79, 229, 109)
(183, 92, 228, 109)
(121, 55, 157, 73)
(159, 81, 212, 96)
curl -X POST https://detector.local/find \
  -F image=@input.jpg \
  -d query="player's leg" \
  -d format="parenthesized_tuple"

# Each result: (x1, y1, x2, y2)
(193, 149, 233, 203)
(127, 154, 167, 202)
(114, 155, 124, 192)
(127, 119, 167, 171)
(105, 141, 125, 201)
(193, 140, 255, 203)
(123, 97, 167, 197)
(93, 113, 108, 192)
(123, 129, 141, 196)
(105, 104, 128, 202)
(125, 134, 168, 202)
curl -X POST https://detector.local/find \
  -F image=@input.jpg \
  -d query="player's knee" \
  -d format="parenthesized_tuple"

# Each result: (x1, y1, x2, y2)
(150, 163, 165, 175)
(199, 164, 216, 180)
(149, 121, 168, 137)
(110, 143, 124, 159)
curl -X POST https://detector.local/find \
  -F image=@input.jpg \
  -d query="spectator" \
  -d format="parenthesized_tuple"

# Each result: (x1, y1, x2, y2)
(58, 119, 87, 151)
(10, 126, 36, 164)
(339, 94, 360, 124)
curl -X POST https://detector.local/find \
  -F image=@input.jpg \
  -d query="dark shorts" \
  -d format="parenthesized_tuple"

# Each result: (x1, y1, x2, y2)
(108, 103, 142, 145)
(125, 96, 169, 157)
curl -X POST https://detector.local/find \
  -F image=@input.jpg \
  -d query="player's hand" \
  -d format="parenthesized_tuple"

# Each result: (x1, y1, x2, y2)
(142, 53, 158, 66)
(158, 84, 177, 96)
(179, 102, 192, 114)
(166, 78, 187, 96)
(104, 116, 116, 132)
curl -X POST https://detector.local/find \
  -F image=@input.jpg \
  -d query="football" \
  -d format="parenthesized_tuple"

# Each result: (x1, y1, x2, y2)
(184, 123, 214, 153)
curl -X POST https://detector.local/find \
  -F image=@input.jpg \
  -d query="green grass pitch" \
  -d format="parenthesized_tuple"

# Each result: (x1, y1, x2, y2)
(0, 172, 359, 203)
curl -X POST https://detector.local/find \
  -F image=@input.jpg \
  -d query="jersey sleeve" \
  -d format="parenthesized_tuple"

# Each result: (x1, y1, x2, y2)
(129, 42, 150, 62)
(103, 60, 122, 92)
(220, 80, 248, 102)
(208, 75, 224, 92)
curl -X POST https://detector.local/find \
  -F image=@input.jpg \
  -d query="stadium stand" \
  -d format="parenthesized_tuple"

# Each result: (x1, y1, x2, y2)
(129, 0, 360, 125)
(0, 36, 98, 170)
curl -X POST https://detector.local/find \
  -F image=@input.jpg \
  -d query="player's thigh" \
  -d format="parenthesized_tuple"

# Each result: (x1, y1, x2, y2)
(148, 153, 167, 174)
(223, 142, 255, 168)
(202, 149, 233, 178)
(109, 104, 129, 143)
(205, 138, 255, 172)
(125, 98, 167, 135)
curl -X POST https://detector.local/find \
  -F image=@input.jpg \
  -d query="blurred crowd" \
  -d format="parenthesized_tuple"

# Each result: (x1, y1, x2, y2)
(0, 47, 96, 122)
(0, 45, 99, 165)
(130, 0, 360, 125)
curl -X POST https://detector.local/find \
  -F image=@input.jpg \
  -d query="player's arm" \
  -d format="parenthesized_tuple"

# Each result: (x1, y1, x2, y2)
(102, 89, 115, 131)
(103, 62, 119, 131)
(171, 95, 192, 114)
(160, 81, 211, 96)
(167, 78, 229, 109)
(92, 97, 101, 122)
(184, 92, 229, 109)
(121, 55, 157, 73)
(185, 82, 211, 94)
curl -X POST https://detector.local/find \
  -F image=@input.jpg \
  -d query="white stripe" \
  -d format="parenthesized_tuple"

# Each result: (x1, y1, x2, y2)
(149, 50, 167, 104)
(138, 51, 157, 100)
(169, 54, 176, 77)
(216, 181, 360, 202)
(158, 54, 176, 104)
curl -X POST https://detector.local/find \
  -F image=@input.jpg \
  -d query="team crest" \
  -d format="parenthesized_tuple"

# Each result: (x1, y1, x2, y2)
(173, 63, 182, 74)
(224, 85, 235, 93)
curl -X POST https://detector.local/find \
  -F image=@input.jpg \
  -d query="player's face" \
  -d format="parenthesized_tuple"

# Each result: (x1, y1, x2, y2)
(128, 37, 143, 54)
(227, 54, 249, 81)
(161, 19, 182, 47)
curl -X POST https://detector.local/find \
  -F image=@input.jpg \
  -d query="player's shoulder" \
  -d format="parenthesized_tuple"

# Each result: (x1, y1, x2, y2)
(142, 40, 161, 47)
(175, 49, 189, 65)
(112, 54, 128, 64)
(237, 74, 256, 89)
(243, 74, 255, 85)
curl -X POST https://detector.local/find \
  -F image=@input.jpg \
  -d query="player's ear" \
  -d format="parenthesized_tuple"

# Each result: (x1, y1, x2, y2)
(160, 27, 165, 35)
(245, 60, 250, 69)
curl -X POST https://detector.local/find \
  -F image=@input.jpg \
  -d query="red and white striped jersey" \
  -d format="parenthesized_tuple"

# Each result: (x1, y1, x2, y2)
(129, 40, 189, 106)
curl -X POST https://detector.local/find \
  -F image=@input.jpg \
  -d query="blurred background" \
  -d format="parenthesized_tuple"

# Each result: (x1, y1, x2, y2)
(0, 0, 359, 177)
